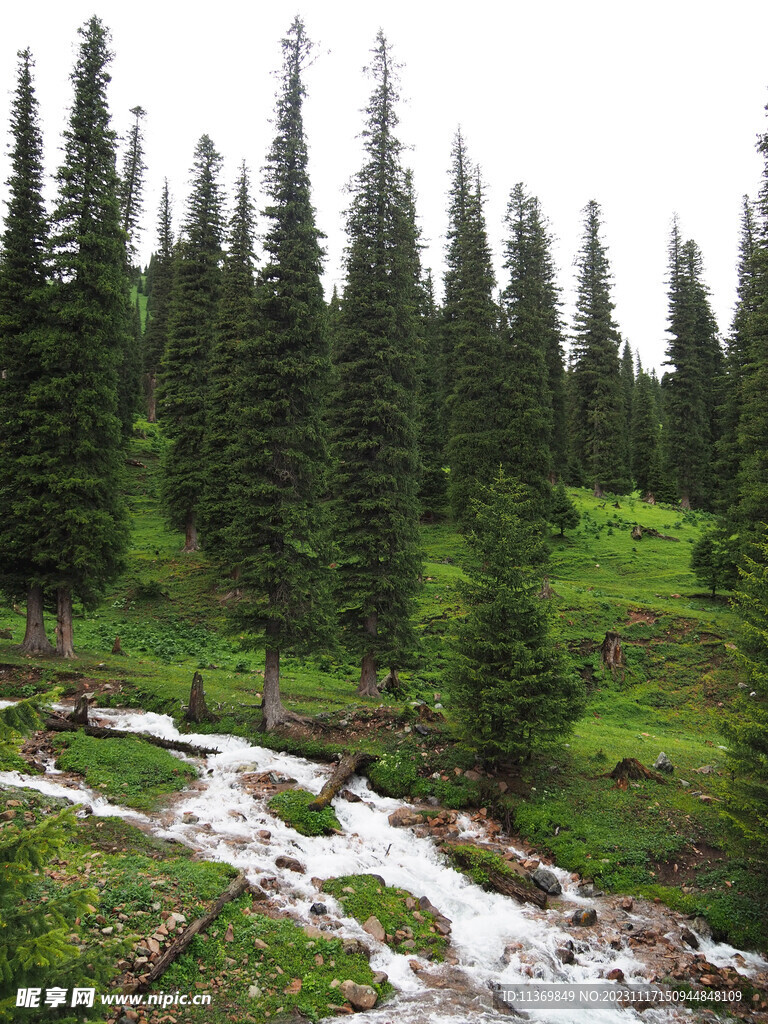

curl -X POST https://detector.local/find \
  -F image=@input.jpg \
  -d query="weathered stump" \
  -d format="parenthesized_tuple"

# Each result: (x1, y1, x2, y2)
(379, 668, 402, 694)
(601, 632, 625, 679)
(68, 695, 91, 726)
(631, 525, 643, 541)
(185, 672, 218, 724)
(111, 635, 125, 656)
(607, 757, 668, 790)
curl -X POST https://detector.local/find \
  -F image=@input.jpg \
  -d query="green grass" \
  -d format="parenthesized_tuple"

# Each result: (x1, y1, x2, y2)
(53, 731, 197, 810)
(444, 843, 540, 898)
(268, 788, 342, 836)
(322, 873, 448, 960)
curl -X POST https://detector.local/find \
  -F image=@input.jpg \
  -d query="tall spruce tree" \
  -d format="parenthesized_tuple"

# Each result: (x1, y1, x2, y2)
(630, 364, 663, 499)
(662, 221, 722, 509)
(620, 340, 635, 483)
(330, 32, 422, 697)
(501, 184, 563, 507)
(444, 132, 500, 520)
(119, 105, 146, 260)
(0, 49, 54, 655)
(449, 469, 585, 765)
(417, 268, 448, 516)
(143, 181, 174, 422)
(570, 200, 630, 495)
(159, 135, 224, 551)
(228, 19, 333, 729)
(39, 17, 130, 656)
(198, 163, 257, 560)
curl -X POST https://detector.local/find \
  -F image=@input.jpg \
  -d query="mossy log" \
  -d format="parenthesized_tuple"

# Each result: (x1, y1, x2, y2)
(126, 872, 251, 994)
(45, 714, 219, 756)
(308, 752, 376, 812)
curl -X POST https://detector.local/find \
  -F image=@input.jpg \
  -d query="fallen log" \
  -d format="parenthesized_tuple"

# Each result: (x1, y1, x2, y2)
(45, 715, 220, 756)
(308, 752, 376, 812)
(126, 872, 251, 994)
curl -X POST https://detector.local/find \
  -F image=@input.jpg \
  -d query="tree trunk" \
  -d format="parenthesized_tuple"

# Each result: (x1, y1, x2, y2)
(358, 612, 380, 697)
(55, 587, 75, 659)
(262, 646, 286, 731)
(379, 667, 402, 694)
(680, 493, 691, 510)
(45, 714, 220, 756)
(183, 511, 199, 553)
(185, 671, 218, 724)
(593, 483, 604, 498)
(19, 585, 54, 656)
(146, 372, 157, 423)
(308, 752, 376, 812)
(126, 873, 251, 994)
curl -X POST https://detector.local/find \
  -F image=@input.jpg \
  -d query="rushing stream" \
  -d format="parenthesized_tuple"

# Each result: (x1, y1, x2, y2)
(1, 703, 766, 1023)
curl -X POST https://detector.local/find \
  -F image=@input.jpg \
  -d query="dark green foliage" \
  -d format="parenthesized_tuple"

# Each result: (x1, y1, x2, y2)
(118, 105, 146, 260)
(33, 17, 130, 616)
(444, 131, 501, 521)
(620, 340, 635, 481)
(160, 135, 224, 549)
(0, 50, 49, 606)
(630, 364, 664, 498)
(268, 789, 341, 836)
(549, 482, 579, 536)
(662, 220, 723, 510)
(198, 163, 257, 557)
(570, 201, 630, 495)
(417, 269, 448, 516)
(690, 529, 738, 597)
(501, 184, 562, 508)
(0, 808, 100, 1017)
(226, 18, 333, 699)
(724, 530, 768, 848)
(330, 33, 422, 690)
(143, 180, 173, 422)
(449, 470, 585, 764)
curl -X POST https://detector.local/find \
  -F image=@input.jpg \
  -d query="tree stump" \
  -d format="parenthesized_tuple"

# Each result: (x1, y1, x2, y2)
(607, 757, 668, 790)
(379, 668, 402, 694)
(538, 576, 558, 599)
(185, 672, 218, 724)
(643, 492, 656, 505)
(601, 632, 625, 679)
(631, 525, 643, 541)
(68, 695, 91, 726)
(112, 635, 125, 655)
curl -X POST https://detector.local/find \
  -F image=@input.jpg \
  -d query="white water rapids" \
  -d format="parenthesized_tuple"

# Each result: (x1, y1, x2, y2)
(1, 703, 765, 1023)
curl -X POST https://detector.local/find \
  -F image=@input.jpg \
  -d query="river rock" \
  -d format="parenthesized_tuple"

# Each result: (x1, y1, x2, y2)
(532, 867, 562, 896)
(182, 812, 199, 824)
(577, 882, 603, 897)
(372, 971, 388, 986)
(606, 968, 625, 981)
(340, 980, 377, 1010)
(571, 909, 598, 927)
(557, 945, 575, 964)
(433, 917, 452, 936)
(653, 752, 674, 774)
(275, 855, 304, 873)
(340, 789, 362, 802)
(362, 916, 386, 942)
(680, 927, 699, 949)
(310, 902, 327, 916)
(691, 916, 713, 940)
(342, 938, 370, 958)
(388, 807, 422, 828)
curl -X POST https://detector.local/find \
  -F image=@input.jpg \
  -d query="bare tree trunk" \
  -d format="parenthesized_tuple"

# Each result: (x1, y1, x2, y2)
(68, 695, 91, 725)
(358, 612, 380, 697)
(146, 372, 157, 423)
(19, 585, 54, 656)
(183, 511, 199, 553)
(601, 631, 624, 679)
(593, 483, 604, 499)
(680, 494, 691, 510)
(55, 587, 75, 659)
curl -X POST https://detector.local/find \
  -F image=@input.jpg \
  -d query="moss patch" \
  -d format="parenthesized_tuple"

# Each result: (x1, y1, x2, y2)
(53, 731, 197, 810)
(322, 873, 448, 960)
(268, 788, 341, 836)
(444, 843, 539, 897)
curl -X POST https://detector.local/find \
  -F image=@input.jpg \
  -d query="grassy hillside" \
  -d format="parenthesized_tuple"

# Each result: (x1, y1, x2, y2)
(0, 423, 765, 952)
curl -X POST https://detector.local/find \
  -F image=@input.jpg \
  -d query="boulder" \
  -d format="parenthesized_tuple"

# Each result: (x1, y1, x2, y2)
(275, 855, 304, 873)
(571, 909, 598, 927)
(342, 938, 370, 958)
(310, 902, 327, 916)
(362, 916, 386, 942)
(388, 807, 422, 828)
(340, 980, 377, 1010)
(653, 752, 674, 774)
(532, 867, 562, 896)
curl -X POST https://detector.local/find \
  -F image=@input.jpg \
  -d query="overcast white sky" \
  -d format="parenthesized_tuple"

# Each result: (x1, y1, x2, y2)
(2, 0, 767, 373)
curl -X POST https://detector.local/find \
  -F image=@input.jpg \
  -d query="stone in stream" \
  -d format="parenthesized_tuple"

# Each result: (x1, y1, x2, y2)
(310, 902, 327, 916)
(691, 916, 713, 941)
(388, 807, 423, 828)
(680, 927, 699, 949)
(340, 980, 377, 1010)
(532, 867, 562, 896)
(275, 855, 304, 873)
(342, 938, 370, 958)
(571, 909, 598, 927)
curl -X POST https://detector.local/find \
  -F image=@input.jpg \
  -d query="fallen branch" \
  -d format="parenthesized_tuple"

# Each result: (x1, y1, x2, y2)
(308, 752, 376, 811)
(45, 715, 219, 756)
(126, 872, 251, 994)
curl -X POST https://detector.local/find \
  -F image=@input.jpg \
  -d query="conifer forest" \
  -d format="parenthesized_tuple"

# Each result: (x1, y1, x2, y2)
(2, 13, 768, 1024)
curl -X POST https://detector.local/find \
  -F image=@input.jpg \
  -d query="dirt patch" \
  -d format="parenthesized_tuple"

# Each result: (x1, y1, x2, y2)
(627, 609, 659, 625)
(650, 841, 726, 886)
